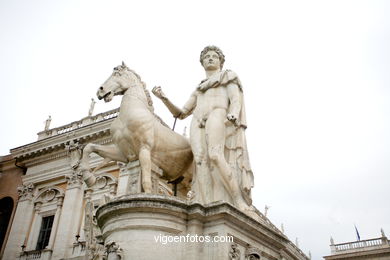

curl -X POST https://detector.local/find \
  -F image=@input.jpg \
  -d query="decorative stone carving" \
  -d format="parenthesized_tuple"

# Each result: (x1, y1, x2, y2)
(117, 162, 140, 195)
(246, 254, 260, 260)
(66, 140, 83, 170)
(245, 247, 261, 260)
(105, 241, 123, 260)
(34, 201, 43, 212)
(17, 183, 35, 200)
(157, 183, 171, 195)
(128, 173, 140, 194)
(65, 171, 83, 187)
(35, 187, 64, 203)
(84, 200, 105, 260)
(229, 243, 241, 260)
(79, 62, 193, 195)
(186, 190, 195, 201)
(95, 176, 108, 189)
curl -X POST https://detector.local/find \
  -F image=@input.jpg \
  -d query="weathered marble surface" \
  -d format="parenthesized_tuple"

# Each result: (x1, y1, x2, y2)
(79, 63, 193, 195)
(95, 194, 309, 260)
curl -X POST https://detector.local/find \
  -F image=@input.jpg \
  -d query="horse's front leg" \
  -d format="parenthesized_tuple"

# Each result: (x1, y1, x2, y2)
(139, 145, 152, 193)
(80, 143, 128, 187)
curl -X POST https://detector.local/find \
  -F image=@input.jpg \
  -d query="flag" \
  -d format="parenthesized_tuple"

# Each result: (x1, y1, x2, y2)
(354, 225, 361, 241)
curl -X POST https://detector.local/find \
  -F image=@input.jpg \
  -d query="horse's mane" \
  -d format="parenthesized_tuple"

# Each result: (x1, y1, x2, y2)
(126, 68, 154, 108)
(123, 67, 170, 129)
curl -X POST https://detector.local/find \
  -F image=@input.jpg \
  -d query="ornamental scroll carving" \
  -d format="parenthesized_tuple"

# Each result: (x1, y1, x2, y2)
(17, 183, 35, 200)
(229, 243, 241, 260)
(245, 246, 261, 260)
(84, 200, 105, 260)
(65, 171, 83, 187)
(105, 241, 123, 260)
(34, 187, 64, 206)
(66, 140, 83, 170)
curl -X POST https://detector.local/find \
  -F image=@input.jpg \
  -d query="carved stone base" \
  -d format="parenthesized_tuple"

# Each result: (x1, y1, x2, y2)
(95, 194, 308, 260)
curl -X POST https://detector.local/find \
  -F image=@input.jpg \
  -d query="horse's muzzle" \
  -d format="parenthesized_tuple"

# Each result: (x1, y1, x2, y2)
(98, 91, 111, 100)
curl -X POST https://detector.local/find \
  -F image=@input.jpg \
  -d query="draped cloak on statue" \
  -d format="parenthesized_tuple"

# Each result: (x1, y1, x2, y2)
(183, 70, 254, 205)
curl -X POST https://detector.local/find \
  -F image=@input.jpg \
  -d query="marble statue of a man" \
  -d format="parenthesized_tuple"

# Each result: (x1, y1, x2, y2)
(152, 46, 254, 212)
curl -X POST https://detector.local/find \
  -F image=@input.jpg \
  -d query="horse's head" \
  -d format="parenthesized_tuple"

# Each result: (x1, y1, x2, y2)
(97, 62, 139, 102)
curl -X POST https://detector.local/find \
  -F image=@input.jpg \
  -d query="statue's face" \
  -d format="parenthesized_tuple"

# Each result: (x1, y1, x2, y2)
(202, 50, 221, 70)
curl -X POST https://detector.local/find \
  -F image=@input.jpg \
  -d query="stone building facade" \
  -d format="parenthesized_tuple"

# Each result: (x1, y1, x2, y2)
(0, 154, 24, 259)
(1, 109, 124, 260)
(324, 231, 390, 260)
(1, 108, 309, 260)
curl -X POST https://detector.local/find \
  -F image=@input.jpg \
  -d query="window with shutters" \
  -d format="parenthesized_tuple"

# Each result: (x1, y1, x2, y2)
(36, 215, 54, 250)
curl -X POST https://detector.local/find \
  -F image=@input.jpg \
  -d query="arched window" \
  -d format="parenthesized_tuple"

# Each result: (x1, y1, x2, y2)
(0, 197, 14, 251)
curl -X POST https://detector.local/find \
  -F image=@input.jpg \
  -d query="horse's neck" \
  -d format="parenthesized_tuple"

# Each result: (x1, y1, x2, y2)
(121, 83, 151, 110)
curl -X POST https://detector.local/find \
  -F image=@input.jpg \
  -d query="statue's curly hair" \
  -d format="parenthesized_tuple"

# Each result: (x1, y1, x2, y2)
(199, 45, 225, 69)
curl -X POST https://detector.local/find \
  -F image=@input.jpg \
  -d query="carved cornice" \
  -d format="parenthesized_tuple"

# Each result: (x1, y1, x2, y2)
(283, 241, 310, 260)
(10, 111, 116, 162)
(96, 195, 309, 260)
(97, 195, 289, 247)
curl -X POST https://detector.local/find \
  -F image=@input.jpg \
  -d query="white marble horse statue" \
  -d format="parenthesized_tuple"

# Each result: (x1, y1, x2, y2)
(80, 62, 193, 193)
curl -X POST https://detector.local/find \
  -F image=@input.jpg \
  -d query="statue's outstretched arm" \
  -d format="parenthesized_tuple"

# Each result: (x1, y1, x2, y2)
(152, 86, 196, 119)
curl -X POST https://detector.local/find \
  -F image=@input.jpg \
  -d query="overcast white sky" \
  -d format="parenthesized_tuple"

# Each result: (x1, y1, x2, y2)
(0, 0, 389, 258)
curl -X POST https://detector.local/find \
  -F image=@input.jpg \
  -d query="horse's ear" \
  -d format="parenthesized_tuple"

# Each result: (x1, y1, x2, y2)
(122, 61, 127, 68)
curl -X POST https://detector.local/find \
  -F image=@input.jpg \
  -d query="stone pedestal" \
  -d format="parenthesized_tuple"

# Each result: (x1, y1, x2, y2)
(96, 194, 308, 260)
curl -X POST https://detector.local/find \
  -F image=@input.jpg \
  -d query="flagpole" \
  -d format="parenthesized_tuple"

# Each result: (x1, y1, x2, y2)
(354, 224, 361, 241)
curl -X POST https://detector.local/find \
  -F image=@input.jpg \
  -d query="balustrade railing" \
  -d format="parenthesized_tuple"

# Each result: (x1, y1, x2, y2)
(334, 237, 387, 253)
(20, 249, 52, 260)
(38, 108, 119, 140)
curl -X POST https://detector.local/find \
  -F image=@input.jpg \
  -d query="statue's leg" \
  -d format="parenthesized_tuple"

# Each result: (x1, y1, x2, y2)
(139, 146, 152, 193)
(80, 143, 127, 187)
(84, 143, 128, 162)
(206, 109, 249, 211)
(189, 120, 210, 204)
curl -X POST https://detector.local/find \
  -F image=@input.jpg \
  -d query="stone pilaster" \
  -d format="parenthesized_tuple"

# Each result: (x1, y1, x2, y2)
(51, 173, 84, 259)
(2, 183, 35, 259)
(26, 202, 43, 250)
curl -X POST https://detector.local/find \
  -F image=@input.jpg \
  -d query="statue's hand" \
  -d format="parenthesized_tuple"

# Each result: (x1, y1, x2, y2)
(227, 113, 237, 122)
(152, 86, 167, 100)
(227, 114, 239, 127)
